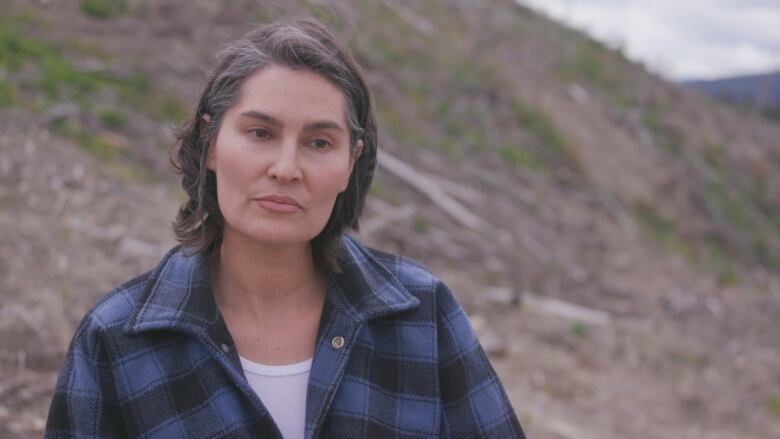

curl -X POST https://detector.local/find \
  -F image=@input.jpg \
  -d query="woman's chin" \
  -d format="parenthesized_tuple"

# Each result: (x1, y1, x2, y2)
(226, 224, 319, 249)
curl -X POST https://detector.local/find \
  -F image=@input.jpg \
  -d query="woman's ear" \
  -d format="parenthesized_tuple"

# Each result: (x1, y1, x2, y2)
(199, 113, 212, 129)
(350, 139, 364, 171)
(342, 139, 363, 192)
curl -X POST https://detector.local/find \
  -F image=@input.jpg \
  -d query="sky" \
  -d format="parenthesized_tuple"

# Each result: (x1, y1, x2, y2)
(518, 0, 780, 81)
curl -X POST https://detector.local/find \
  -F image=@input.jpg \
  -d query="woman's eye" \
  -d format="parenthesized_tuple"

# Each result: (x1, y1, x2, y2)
(249, 128, 271, 140)
(311, 139, 332, 149)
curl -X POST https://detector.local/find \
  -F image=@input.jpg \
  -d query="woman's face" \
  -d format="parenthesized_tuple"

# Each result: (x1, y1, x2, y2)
(207, 64, 361, 248)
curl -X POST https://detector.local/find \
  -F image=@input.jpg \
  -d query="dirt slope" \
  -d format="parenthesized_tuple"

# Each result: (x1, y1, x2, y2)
(1, 1, 779, 437)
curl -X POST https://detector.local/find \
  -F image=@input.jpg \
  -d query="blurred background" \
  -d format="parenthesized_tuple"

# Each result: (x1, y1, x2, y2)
(1, 0, 779, 438)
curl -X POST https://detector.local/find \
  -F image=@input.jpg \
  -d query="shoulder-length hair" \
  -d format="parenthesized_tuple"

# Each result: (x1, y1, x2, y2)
(171, 18, 377, 272)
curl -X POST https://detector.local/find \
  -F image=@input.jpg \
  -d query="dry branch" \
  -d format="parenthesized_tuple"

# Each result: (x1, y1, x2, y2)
(522, 292, 612, 326)
(377, 149, 486, 230)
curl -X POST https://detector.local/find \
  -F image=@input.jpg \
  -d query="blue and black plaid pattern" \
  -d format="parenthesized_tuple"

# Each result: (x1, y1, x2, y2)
(46, 235, 525, 438)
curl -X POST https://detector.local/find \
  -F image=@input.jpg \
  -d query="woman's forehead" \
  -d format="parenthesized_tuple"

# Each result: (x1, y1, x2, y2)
(230, 65, 348, 129)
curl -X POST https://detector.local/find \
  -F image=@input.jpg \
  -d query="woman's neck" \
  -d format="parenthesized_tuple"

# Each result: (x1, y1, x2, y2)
(209, 227, 325, 322)
(209, 227, 327, 365)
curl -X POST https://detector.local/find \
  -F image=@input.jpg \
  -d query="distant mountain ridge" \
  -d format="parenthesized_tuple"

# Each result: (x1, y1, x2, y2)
(682, 70, 780, 118)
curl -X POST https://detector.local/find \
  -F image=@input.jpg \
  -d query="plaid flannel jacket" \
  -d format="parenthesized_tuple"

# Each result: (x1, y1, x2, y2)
(46, 235, 525, 438)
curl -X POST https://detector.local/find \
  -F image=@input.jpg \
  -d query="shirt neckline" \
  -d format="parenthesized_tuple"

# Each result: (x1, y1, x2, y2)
(239, 355, 313, 377)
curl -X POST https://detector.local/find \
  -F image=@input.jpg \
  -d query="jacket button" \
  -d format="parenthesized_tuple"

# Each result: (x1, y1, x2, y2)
(331, 336, 345, 349)
(220, 343, 230, 353)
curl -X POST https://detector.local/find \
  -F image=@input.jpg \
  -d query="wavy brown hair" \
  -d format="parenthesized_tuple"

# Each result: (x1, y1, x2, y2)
(171, 18, 377, 272)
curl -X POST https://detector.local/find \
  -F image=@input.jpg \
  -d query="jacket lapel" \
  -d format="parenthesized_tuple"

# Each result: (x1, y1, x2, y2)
(305, 235, 420, 437)
(122, 247, 276, 430)
(123, 246, 230, 350)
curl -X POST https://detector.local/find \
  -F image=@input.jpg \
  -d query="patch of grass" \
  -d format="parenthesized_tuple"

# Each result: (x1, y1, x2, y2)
(60, 287, 71, 303)
(467, 130, 490, 152)
(99, 108, 127, 130)
(570, 321, 588, 338)
(701, 238, 742, 287)
(510, 99, 569, 156)
(50, 117, 118, 161)
(13, 9, 47, 27)
(365, 30, 406, 65)
(642, 107, 684, 156)
(80, 0, 126, 19)
(109, 74, 189, 124)
(499, 144, 539, 169)
(0, 193, 12, 209)
(570, 43, 604, 83)
(669, 349, 708, 371)
(368, 177, 401, 206)
(116, 162, 156, 184)
(0, 22, 101, 99)
(451, 60, 498, 89)
(151, 93, 189, 122)
(689, 140, 779, 270)
(702, 142, 728, 170)
(378, 107, 406, 140)
(480, 271, 500, 287)
(0, 23, 47, 70)
(750, 234, 780, 270)
(633, 203, 694, 260)
(507, 98, 579, 174)
(764, 396, 780, 417)
(111, 72, 151, 104)
(413, 215, 429, 234)
(1, 21, 184, 125)
(557, 39, 608, 86)
(703, 180, 753, 231)
(61, 225, 72, 243)
(63, 36, 109, 58)
(376, 105, 429, 153)
(301, 0, 345, 31)
(39, 56, 99, 98)
(716, 267, 742, 287)
(0, 80, 16, 106)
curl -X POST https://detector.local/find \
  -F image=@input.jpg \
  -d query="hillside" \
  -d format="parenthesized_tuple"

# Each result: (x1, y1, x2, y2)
(1, 1, 779, 438)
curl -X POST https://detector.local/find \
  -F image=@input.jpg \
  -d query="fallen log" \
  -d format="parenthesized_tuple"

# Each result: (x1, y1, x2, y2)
(377, 149, 486, 230)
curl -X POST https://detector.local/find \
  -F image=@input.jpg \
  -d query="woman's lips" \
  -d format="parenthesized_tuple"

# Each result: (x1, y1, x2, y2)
(254, 195, 303, 213)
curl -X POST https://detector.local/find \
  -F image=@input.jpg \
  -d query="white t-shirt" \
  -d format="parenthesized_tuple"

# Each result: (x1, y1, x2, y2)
(239, 356, 312, 439)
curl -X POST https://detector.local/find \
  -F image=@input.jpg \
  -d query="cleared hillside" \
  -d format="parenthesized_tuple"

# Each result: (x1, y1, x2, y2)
(1, 1, 778, 437)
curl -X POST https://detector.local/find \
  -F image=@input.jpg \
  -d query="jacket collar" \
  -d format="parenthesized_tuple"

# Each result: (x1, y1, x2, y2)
(124, 235, 420, 337)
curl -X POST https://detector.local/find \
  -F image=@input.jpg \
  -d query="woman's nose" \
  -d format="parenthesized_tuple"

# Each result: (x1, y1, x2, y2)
(267, 142, 302, 183)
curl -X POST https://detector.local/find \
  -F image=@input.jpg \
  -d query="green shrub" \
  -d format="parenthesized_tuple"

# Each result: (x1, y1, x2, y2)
(413, 215, 429, 233)
(570, 321, 588, 338)
(0, 23, 98, 98)
(642, 107, 684, 156)
(765, 396, 780, 417)
(633, 203, 694, 259)
(0, 80, 16, 106)
(557, 39, 608, 86)
(151, 94, 189, 121)
(80, 0, 125, 19)
(50, 117, 118, 161)
(510, 99, 568, 155)
(499, 144, 538, 169)
(100, 108, 127, 130)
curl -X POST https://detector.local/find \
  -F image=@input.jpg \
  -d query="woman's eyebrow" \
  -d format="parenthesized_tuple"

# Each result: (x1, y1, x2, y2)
(239, 110, 344, 133)
(240, 110, 280, 126)
(303, 120, 344, 133)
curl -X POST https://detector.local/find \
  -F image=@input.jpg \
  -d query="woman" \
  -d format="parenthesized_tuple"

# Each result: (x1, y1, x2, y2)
(46, 18, 525, 439)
